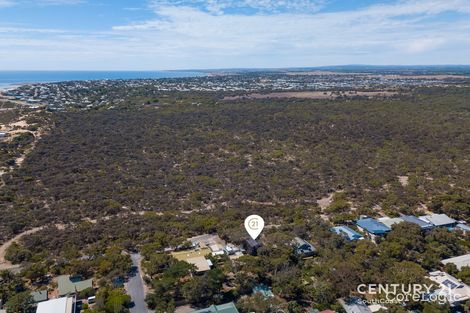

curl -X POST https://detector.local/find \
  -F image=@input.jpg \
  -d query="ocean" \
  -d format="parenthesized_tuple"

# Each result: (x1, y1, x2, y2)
(0, 70, 206, 89)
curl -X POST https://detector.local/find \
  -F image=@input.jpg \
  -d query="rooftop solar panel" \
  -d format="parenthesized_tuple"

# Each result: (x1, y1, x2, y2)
(442, 279, 458, 289)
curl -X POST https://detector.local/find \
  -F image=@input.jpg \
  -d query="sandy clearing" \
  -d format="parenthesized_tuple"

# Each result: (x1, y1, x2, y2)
(10, 120, 29, 128)
(317, 193, 334, 210)
(398, 175, 409, 187)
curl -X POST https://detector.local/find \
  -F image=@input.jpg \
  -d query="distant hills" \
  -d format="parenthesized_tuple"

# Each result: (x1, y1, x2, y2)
(200, 65, 470, 75)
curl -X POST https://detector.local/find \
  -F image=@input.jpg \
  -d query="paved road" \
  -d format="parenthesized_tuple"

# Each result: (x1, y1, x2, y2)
(125, 253, 148, 313)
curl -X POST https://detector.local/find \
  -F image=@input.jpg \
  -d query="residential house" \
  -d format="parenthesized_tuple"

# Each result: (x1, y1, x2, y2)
(171, 247, 213, 273)
(427, 271, 470, 305)
(455, 224, 470, 234)
(31, 290, 48, 304)
(57, 275, 93, 297)
(244, 238, 261, 256)
(190, 301, 239, 313)
(356, 218, 390, 240)
(187, 256, 213, 273)
(442, 254, 470, 270)
(187, 234, 243, 257)
(399, 215, 434, 230)
(224, 243, 242, 257)
(292, 237, 317, 258)
(378, 217, 403, 229)
(331, 226, 364, 241)
(36, 296, 75, 313)
(419, 214, 457, 228)
(188, 234, 226, 256)
(338, 297, 372, 313)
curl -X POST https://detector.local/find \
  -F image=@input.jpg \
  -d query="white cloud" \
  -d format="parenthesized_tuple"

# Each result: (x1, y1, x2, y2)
(0, 26, 66, 33)
(1, 0, 470, 70)
(112, 0, 470, 55)
(35, 0, 85, 5)
(0, 0, 85, 8)
(404, 37, 447, 53)
(149, 0, 326, 15)
(0, 0, 14, 8)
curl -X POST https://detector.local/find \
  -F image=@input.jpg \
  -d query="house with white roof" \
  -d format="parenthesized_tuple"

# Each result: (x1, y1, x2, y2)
(36, 297, 75, 313)
(427, 271, 470, 305)
(187, 234, 242, 257)
(442, 254, 470, 270)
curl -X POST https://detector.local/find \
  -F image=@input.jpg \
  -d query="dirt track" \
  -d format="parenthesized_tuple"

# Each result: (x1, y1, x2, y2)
(0, 227, 43, 271)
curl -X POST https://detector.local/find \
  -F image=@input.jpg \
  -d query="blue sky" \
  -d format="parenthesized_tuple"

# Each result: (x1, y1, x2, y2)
(0, 0, 469, 70)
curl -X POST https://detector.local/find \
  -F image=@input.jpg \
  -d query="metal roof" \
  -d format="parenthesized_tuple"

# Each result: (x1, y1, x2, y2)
(31, 290, 48, 303)
(186, 256, 211, 272)
(419, 214, 456, 227)
(378, 217, 403, 229)
(456, 224, 470, 232)
(245, 238, 260, 248)
(293, 237, 316, 248)
(190, 302, 240, 313)
(57, 275, 93, 296)
(331, 226, 364, 241)
(356, 218, 390, 235)
(442, 254, 470, 270)
(36, 297, 74, 313)
(400, 215, 434, 229)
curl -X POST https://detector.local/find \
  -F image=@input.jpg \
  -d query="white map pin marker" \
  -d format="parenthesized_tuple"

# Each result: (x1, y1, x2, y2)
(244, 215, 264, 240)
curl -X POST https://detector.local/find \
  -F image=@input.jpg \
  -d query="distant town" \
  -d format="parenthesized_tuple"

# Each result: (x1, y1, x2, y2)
(2, 70, 469, 110)
(1, 68, 470, 313)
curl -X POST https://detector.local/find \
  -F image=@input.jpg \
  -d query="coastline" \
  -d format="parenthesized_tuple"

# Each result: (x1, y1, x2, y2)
(0, 84, 25, 92)
(0, 70, 206, 90)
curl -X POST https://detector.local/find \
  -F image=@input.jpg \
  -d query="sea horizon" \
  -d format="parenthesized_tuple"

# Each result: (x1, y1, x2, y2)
(0, 70, 206, 89)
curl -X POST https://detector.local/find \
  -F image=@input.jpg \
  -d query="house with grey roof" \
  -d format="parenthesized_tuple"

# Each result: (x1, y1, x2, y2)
(400, 215, 434, 230)
(378, 217, 403, 229)
(244, 238, 261, 256)
(57, 275, 93, 297)
(292, 237, 317, 258)
(31, 290, 48, 303)
(455, 224, 470, 234)
(419, 214, 457, 228)
(190, 301, 239, 313)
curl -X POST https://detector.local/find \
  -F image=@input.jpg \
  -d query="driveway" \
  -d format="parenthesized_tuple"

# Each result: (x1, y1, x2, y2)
(125, 253, 149, 313)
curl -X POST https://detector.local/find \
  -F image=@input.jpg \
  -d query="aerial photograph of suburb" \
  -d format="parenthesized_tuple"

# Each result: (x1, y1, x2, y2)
(0, 1, 469, 313)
